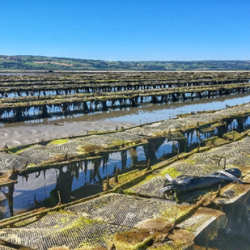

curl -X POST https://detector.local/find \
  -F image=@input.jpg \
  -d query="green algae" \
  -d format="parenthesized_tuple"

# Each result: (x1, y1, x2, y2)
(48, 139, 70, 145)
(203, 136, 229, 147)
(160, 167, 182, 179)
(223, 131, 241, 141)
(111, 139, 125, 146)
(77, 144, 104, 154)
(148, 244, 177, 250)
(117, 170, 141, 184)
(7, 143, 37, 154)
(112, 230, 154, 250)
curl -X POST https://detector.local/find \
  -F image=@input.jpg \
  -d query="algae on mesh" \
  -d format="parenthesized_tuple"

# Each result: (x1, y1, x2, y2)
(112, 230, 153, 250)
(48, 139, 70, 145)
(9, 144, 36, 154)
(117, 170, 141, 183)
(160, 167, 181, 179)
(223, 131, 241, 141)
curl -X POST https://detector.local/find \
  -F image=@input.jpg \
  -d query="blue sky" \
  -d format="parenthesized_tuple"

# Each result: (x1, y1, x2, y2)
(1, 0, 249, 61)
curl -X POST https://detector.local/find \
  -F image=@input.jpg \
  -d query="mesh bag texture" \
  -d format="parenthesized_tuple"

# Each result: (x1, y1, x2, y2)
(0, 212, 128, 250)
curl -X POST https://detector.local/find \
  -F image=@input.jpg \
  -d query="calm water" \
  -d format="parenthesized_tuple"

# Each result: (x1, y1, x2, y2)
(106, 92, 250, 124)
(1, 113, 250, 219)
(1, 91, 250, 249)
(16, 92, 250, 127)
(1, 90, 250, 126)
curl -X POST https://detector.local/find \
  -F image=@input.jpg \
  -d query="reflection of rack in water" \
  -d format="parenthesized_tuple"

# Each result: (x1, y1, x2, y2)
(1, 109, 250, 219)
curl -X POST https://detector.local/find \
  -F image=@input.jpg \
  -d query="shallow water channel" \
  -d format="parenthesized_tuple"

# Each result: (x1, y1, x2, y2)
(12, 91, 249, 127)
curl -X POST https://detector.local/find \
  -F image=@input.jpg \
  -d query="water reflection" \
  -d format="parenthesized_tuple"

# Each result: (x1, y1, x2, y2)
(107, 92, 250, 124)
(1, 90, 250, 126)
(1, 113, 250, 218)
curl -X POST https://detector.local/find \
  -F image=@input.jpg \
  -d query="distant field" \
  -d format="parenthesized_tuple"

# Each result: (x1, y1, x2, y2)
(0, 55, 250, 71)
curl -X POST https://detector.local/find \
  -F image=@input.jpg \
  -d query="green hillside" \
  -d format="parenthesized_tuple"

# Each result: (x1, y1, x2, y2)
(0, 55, 250, 71)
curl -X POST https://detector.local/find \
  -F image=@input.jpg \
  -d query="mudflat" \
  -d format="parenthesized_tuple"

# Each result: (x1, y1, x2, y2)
(0, 119, 134, 148)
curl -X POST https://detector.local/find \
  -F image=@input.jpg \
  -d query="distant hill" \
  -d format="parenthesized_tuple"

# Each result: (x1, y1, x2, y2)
(0, 55, 250, 71)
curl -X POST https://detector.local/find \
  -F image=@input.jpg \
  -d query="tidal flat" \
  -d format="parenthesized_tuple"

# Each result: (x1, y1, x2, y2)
(0, 71, 250, 249)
